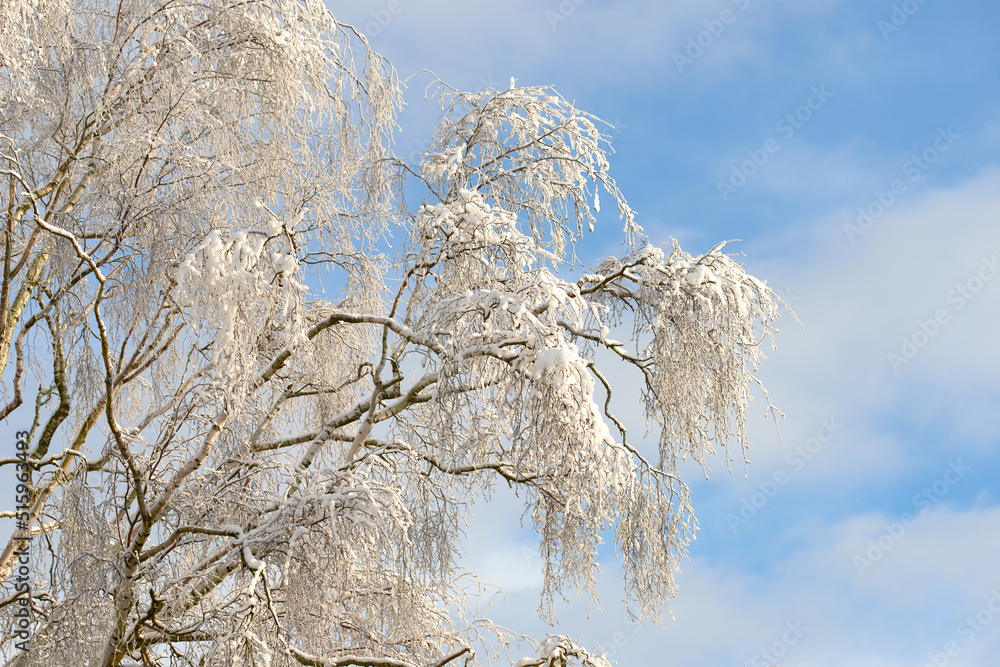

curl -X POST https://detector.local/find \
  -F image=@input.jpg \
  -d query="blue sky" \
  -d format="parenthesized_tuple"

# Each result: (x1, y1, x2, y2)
(326, 1, 1000, 666)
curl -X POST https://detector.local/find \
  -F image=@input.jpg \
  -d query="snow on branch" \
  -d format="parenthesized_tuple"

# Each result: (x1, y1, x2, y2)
(0, 2, 791, 665)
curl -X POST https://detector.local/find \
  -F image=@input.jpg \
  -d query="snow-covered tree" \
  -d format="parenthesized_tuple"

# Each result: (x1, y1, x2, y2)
(0, 1, 788, 666)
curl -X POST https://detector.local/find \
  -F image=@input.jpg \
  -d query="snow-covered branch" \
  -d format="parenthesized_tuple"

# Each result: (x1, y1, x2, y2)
(0, 3, 790, 665)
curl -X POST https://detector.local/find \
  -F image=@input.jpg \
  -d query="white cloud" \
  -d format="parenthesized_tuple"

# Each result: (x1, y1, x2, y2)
(732, 168, 1000, 476)
(460, 501, 1000, 667)
(325, 0, 852, 93)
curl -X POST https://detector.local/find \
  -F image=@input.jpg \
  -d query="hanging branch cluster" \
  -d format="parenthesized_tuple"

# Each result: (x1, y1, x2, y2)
(0, 2, 789, 666)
